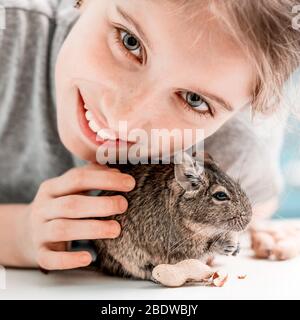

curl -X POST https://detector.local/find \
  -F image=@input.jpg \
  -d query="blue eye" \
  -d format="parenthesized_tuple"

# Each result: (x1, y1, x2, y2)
(185, 92, 209, 111)
(114, 29, 144, 63)
(121, 30, 141, 52)
(212, 191, 230, 201)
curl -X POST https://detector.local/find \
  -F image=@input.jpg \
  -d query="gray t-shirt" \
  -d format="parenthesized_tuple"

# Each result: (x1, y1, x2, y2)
(0, 0, 287, 205)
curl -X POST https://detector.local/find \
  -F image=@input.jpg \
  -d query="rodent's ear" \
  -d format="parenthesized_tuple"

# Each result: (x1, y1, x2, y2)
(174, 152, 205, 192)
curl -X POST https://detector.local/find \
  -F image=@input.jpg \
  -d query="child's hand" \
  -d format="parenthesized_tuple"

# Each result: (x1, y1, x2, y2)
(250, 223, 300, 260)
(24, 163, 135, 270)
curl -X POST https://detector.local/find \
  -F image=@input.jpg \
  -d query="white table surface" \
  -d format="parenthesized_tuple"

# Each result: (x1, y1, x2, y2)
(1, 228, 300, 300)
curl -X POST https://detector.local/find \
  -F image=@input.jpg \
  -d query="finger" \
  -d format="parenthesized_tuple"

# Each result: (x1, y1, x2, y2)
(45, 195, 128, 220)
(44, 219, 121, 242)
(40, 168, 135, 197)
(37, 248, 93, 270)
(85, 162, 120, 173)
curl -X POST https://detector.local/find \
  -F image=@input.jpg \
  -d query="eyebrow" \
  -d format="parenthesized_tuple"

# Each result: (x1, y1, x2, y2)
(116, 5, 152, 49)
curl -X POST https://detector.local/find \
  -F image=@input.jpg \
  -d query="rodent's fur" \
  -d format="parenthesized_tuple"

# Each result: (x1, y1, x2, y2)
(93, 153, 252, 280)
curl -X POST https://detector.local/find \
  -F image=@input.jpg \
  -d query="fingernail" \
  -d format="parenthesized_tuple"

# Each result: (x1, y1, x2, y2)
(119, 197, 128, 212)
(80, 254, 91, 265)
(123, 176, 135, 189)
(111, 222, 121, 238)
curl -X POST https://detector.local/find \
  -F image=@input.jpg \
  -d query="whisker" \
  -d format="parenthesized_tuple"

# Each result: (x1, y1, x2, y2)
(168, 227, 218, 256)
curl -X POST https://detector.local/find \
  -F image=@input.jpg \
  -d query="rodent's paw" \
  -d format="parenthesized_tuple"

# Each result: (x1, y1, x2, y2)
(232, 242, 240, 256)
(150, 275, 160, 284)
(216, 239, 240, 256)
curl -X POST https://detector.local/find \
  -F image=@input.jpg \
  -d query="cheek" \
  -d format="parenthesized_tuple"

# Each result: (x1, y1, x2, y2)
(199, 112, 235, 138)
(54, 21, 112, 118)
(56, 0, 119, 87)
(155, 111, 233, 151)
(56, 33, 113, 84)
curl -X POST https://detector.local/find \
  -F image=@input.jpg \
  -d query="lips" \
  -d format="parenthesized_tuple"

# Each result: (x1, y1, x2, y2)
(77, 91, 104, 146)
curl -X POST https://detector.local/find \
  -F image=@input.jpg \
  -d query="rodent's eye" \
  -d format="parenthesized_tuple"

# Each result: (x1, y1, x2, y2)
(212, 191, 230, 201)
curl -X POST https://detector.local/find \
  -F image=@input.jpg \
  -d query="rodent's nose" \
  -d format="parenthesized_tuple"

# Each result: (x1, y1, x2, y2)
(239, 210, 252, 229)
(242, 202, 253, 219)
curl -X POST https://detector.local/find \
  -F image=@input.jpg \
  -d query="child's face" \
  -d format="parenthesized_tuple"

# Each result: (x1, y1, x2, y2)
(55, 0, 253, 162)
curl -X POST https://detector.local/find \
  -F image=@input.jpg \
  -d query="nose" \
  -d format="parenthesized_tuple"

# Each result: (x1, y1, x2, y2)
(99, 84, 157, 133)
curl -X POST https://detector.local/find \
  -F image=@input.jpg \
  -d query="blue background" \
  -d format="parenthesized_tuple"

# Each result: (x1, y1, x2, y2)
(275, 119, 300, 219)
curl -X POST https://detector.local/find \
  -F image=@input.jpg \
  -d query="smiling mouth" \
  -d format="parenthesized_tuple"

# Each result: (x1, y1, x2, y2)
(77, 90, 132, 148)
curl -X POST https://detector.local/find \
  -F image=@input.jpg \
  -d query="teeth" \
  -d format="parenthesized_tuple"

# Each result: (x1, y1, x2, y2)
(84, 107, 118, 140)
(85, 111, 93, 121)
(85, 110, 102, 134)
(88, 120, 101, 133)
(83, 104, 88, 110)
(98, 129, 117, 141)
